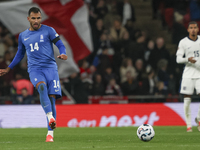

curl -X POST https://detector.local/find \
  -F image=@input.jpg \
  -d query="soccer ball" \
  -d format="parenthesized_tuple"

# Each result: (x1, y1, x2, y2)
(137, 124, 155, 142)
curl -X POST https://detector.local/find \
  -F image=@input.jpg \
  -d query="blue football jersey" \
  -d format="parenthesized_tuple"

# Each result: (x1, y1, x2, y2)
(18, 25, 59, 72)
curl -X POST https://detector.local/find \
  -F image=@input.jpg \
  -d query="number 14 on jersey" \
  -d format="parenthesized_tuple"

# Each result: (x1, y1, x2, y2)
(30, 42, 39, 52)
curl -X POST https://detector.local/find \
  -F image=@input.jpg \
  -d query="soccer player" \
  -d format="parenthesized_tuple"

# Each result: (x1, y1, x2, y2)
(0, 7, 68, 142)
(176, 21, 200, 132)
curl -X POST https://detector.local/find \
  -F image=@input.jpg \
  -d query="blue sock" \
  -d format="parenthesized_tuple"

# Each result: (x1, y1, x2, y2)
(37, 83, 52, 114)
(47, 96, 56, 131)
(49, 97, 56, 119)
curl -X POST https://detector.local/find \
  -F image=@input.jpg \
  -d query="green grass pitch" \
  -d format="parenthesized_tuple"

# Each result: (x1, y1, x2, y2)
(0, 126, 200, 150)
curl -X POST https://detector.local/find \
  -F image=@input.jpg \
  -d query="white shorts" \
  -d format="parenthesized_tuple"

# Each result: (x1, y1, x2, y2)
(180, 78, 200, 95)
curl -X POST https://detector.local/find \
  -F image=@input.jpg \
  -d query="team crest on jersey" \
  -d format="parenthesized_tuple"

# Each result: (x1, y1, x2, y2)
(183, 87, 186, 90)
(40, 34, 44, 42)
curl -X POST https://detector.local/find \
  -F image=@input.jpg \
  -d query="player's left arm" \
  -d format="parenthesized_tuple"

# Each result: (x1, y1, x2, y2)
(49, 27, 67, 60)
(53, 39, 68, 60)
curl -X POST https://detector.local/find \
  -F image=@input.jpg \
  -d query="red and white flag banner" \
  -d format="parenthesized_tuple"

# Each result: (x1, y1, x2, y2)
(0, 0, 93, 78)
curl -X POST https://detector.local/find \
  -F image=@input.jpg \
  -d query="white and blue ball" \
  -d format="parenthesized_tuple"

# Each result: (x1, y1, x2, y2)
(137, 124, 155, 142)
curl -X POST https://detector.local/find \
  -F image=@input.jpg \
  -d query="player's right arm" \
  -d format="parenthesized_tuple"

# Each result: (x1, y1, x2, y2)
(176, 40, 196, 64)
(0, 33, 26, 76)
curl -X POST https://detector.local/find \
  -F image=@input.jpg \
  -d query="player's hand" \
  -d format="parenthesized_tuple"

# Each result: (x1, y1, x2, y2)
(57, 54, 68, 60)
(0, 67, 10, 76)
(188, 57, 196, 63)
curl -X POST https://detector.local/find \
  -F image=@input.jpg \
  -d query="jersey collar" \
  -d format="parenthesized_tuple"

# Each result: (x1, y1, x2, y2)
(187, 36, 198, 41)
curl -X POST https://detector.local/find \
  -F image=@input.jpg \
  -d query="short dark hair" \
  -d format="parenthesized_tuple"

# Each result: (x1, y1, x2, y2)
(28, 7, 41, 16)
(188, 21, 198, 28)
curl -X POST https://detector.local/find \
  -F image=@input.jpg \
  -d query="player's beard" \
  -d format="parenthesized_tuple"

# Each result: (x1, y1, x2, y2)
(31, 23, 41, 30)
(191, 33, 196, 37)
(191, 31, 197, 36)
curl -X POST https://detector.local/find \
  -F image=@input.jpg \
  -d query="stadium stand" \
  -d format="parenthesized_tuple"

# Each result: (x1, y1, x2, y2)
(0, 0, 198, 104)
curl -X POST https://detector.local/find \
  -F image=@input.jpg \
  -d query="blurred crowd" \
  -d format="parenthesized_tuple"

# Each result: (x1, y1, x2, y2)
(152, 0, 200, 45)
(1, 0, 199, 104)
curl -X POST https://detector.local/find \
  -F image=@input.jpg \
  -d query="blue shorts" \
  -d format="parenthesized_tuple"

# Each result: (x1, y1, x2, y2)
(29, 68, 62, 99)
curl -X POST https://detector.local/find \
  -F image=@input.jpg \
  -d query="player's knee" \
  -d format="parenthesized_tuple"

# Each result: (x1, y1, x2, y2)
(184, 95, 191, 98)
(36, 81, 46, 90)
(49, 95, 56, 98)
(38, 83, 46, 92)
